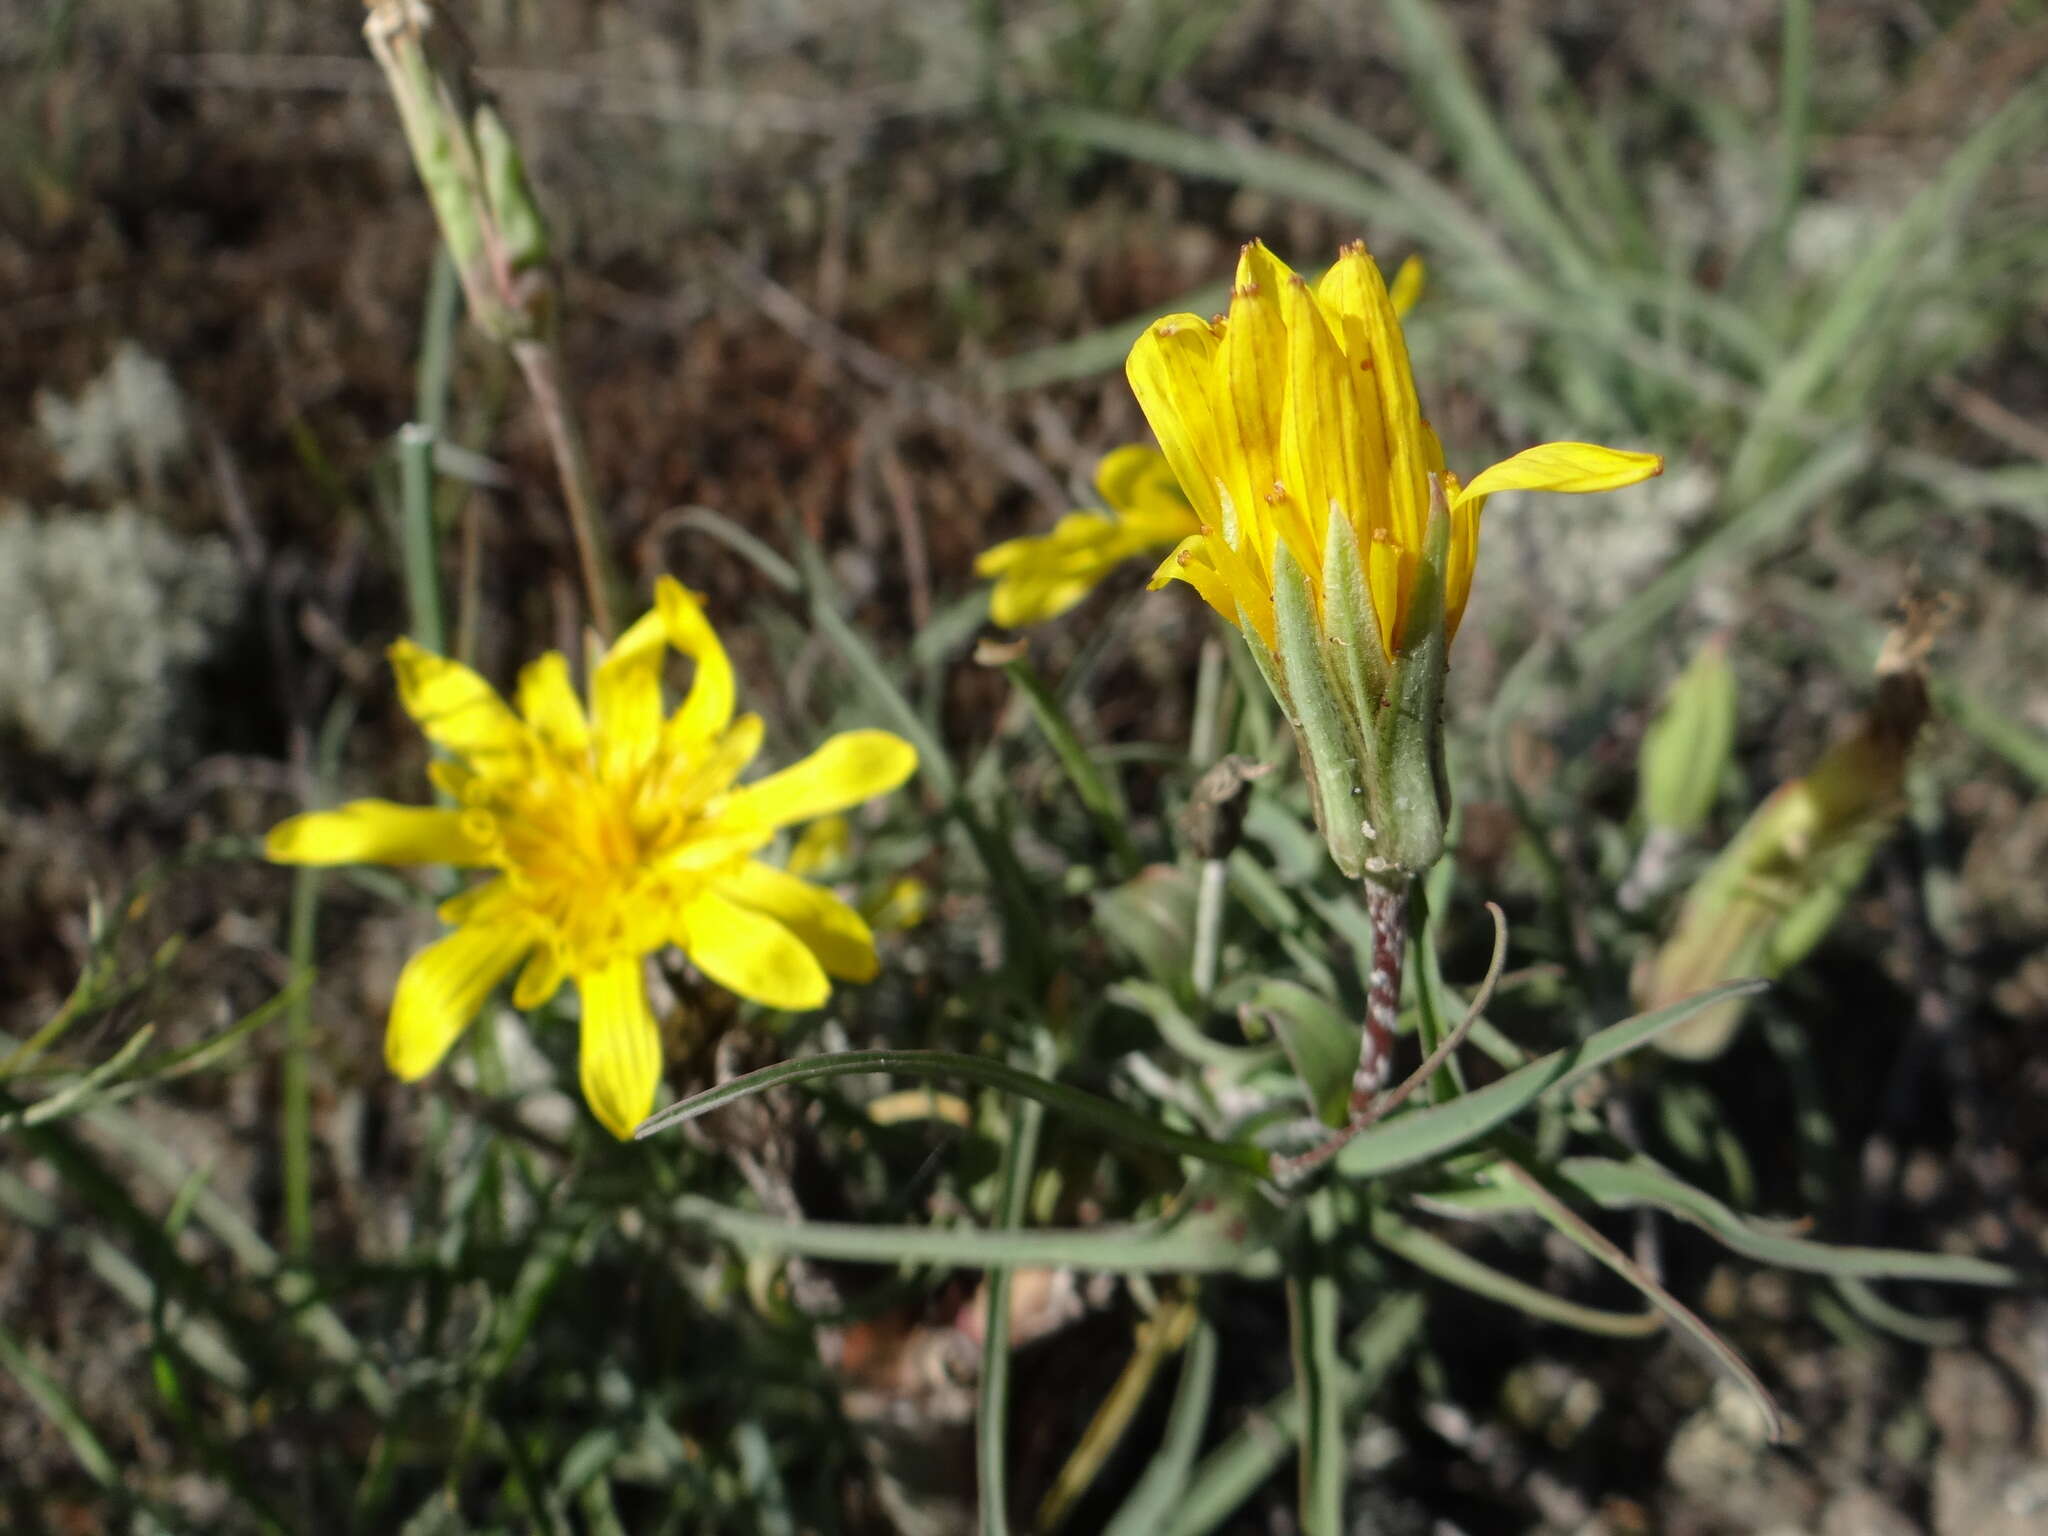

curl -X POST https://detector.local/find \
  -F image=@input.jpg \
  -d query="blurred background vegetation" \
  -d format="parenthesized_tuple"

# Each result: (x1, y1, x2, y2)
(2, 1, 2046, 1532)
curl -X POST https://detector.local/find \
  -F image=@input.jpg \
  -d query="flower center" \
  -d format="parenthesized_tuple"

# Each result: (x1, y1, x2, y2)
(465, 740, 733, 973)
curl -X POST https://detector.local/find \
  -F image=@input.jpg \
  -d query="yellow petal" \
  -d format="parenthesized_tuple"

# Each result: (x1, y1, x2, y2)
(515, 652, 590, 756)
(1315, 241, 1427, 548)
(978, 514, 1120, 622)
(512, 942, 567, 1010)
(1147, 533, 1238, 626)
(1452, 442, 1665, 507)
(656, 578, 736, 744)
(1279, 264, 1374, 571)
(990, 569, 1101, 629)
(1444, 471, 1482, 645)
(1125, 313, 1229, 528)
(592, 604, 669, 782)
(786, 815, 851, 877)
(666, 713, 765, 808)
(729, 731, 917, 830)
(1094, 443, 1184, 517)
(385, 922, 530, 1081)
(389, 640, 527, 767)
(717, 860, 878, 982)
(265, 801, 490, 867)
(1220, 241, 1293, 571)
(575, 954, 663, 1139)
(677, 888, 829, 1010)
(1388, 253, 1425, 318)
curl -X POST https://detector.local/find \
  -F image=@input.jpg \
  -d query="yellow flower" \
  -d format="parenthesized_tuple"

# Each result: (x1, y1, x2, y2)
(1126, 239, 1662, 879)
(1129, 239, 1661, 658)
(975, 255, 1427, 630)
(974, 445, 1199, 628)
(265, 578, 918, 1138)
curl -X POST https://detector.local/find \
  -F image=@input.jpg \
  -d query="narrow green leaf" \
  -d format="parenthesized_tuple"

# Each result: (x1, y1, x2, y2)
(1243, 980, 1355, 1128)
(1289, 1191, 1345, 1536)
(0, 1319, 121, 1487)
(978, 1033, 1053, 1536)
(1162, 1293, 1425, 1536)
(1489, 1158, 1784, 1442)
(1103, 1313, 1220, 1536)
(1369, 1205, 1661, 1337)
(637, 1049, 1273, 1177)
(1414, 1155, 2018, 1287)
(672, 1194, 1280, 1275)
(1005, 657, 1140, 874)
(1333, 980, 1767, 1178)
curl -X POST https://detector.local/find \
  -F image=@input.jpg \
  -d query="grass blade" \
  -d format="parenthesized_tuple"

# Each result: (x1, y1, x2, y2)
(637, 1048, 1273, 1177)
(1416, 1155, 2019, 1287)
(977, 1033, 1052, 1536)
(1490, 1157, 1784, 1442)
(1102, 1311, 1220, 1536)
(1288, 1190, 1345, 1536)
(671, 1194, 1279, 1275)
(1369, 1205, 1661, 1337)
(1162, 1293, 1425, 1536)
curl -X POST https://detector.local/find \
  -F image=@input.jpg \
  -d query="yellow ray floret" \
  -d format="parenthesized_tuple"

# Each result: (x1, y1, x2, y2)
(1126, 239, 1662, 657)
(265, 578, 918, 1138)
(974, 445, 1200, 627)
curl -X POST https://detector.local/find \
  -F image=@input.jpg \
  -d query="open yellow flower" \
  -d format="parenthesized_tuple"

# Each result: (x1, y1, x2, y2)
(1131, 239, 1661, 658)
(977, 255, 1427, 629)
(1127, 239, 1662, 879)
(265, 578, 918, 1138)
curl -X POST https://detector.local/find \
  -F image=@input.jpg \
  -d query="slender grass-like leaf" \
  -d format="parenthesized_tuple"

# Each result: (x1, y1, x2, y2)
(669, 505, 802, 593)
(1244, 980, 1356, 1128)
(672, 1194, 1279, 1275)
(1289, 1190, 1345, 1536)
(1162, 1293, 1425, 1536)
(1369, 1205, 1661, 1337)
(1724, 84, 2045, 499)
(1381, 0, 1592, 284)
(638, 1049, 1273, 1176)
(1036, 1295, 1199, 1529)
(0, 1168, 249, 1392)
(0, 1318, 122, 1488)
(1831, 1275, 1968, 1348)
(1491, 1158, 1784, 1440)
(1414, 1155, 2019, 1287)
(1102, 1311, 1219, 1536)
(71, 1103, 395, 1414)
(988, 282, 1227, 391)
(1934, 678, 2048, 793)
(1333, 979, 1767, 1179)
(978, 1032, 1052, 1536)
(1003, 657, 1140, 876)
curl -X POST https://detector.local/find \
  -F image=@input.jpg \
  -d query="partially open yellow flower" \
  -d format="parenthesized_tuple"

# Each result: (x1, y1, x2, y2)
(976, 256, 1428, 630)
(1130, 239, 1661, 657)
(265, 578, 918, 1137)
(1127, 239, 1662, 878)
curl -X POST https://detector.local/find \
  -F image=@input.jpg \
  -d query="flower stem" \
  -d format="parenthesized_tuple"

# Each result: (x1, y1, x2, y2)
(1354, 877, 1408, 1116)
(1191, 856, 1228, 1002)
(512, 338, 618, 640)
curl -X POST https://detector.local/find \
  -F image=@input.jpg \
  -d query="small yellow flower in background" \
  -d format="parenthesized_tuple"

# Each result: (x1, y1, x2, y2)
(265, 578, 918, 1138)
(975, 256, 1426, 631)
(975, 446, 1199, 628)
(1126, 239, 1662, 879)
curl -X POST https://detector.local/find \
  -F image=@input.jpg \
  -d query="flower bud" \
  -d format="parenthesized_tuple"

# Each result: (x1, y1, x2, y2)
(1638, 635, 1737, 836)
